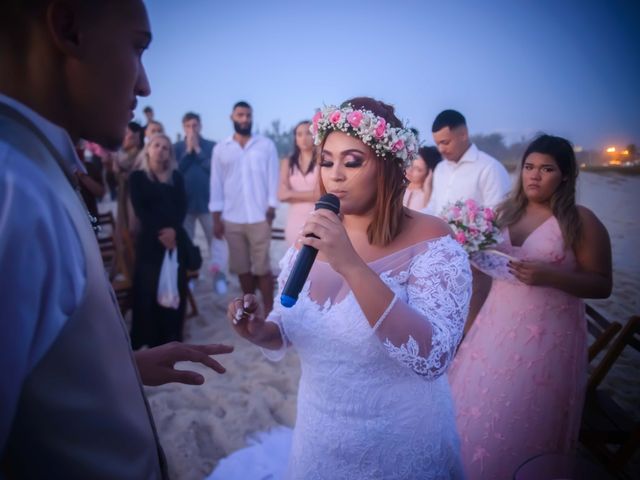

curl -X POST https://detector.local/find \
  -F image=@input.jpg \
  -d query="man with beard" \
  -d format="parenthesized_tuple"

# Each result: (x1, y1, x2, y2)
(0, 0, 233, 477)
(209, 101, 279, 314)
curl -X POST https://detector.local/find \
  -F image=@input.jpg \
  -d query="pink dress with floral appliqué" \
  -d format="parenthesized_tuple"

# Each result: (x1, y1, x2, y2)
(448, 216, 587, 479)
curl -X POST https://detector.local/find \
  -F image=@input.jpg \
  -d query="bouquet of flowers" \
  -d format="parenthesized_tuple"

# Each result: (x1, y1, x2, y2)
(440, 199, 502, 254)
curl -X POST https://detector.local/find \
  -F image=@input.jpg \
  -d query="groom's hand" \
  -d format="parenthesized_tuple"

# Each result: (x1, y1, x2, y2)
(134, 342, 234, 386)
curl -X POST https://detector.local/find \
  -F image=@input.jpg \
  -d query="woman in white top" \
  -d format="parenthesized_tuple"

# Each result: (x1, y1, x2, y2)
(219, 97, 471, 479)
(403, 146, 441, 211)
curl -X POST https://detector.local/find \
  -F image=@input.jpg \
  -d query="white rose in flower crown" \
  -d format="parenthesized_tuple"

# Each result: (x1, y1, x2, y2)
(440, 199, 502, 254)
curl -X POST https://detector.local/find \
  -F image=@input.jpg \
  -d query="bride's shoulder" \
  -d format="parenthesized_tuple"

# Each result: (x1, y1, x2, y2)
(403, 208, 453, 244)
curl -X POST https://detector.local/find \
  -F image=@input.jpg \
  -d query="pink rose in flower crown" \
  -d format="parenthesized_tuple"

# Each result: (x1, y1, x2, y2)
(392, 139, 405, 152)
(329, 110, 342, 124)
(374, 118, 386, 139)
(346, 111, 363, 128)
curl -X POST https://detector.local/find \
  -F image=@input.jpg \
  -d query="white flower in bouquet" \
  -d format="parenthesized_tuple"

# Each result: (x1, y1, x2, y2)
(440, 199, 502, 254)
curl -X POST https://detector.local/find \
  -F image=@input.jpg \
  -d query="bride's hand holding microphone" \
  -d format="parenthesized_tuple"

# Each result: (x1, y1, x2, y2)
(298, 209, 363, 276)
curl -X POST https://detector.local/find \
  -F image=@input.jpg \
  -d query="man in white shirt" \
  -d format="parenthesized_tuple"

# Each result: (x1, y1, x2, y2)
(209, 101, 279, 314)
(426, 109, 511, 332)
(424, 109, 511, 216)
(0, 1, 232, 477)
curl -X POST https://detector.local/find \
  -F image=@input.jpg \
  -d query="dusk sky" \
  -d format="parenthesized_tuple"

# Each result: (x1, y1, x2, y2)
(137, 0, 640, 150)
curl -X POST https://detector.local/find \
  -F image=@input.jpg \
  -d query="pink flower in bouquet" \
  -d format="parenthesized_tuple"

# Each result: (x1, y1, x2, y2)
(329, 110, 342, 124)
(374, 118, 386, 139)
(483, 207, 495, 221)
(392, 139, 405, 152)
(465, 198, 479, 212)
(346, 110, 363, 128)
(441, 200, 502, 254)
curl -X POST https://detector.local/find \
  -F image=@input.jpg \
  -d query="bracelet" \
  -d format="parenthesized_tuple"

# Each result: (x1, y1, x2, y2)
(373, 294, 398, 332)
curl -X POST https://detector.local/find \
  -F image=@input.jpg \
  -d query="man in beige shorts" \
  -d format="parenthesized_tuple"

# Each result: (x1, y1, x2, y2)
(209, 101, 279, 314)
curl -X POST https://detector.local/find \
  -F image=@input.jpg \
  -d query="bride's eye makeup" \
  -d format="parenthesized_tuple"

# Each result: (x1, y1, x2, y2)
(344, 153, 364, 168)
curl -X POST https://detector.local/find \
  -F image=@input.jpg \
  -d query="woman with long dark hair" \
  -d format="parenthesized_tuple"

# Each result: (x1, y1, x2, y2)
(403, 145, 442, 211)
(278, 120, 319, 245)
(449, 134, 612, 479)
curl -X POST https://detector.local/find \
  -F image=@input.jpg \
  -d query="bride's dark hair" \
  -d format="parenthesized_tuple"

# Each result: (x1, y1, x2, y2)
(318, 96, 408, 246)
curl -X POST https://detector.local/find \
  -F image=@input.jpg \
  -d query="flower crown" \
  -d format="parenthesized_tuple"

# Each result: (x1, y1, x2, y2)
(310, 104, 418, 167)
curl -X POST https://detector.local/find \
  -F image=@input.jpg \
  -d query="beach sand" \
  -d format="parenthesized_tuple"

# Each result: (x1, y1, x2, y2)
(132, 171, 639, 479)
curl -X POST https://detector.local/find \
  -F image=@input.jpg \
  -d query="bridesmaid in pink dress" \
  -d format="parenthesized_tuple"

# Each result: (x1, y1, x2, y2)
(279, 120, 319, 245)
(448, 134, 613, 479)
(403, 146, 442, 211)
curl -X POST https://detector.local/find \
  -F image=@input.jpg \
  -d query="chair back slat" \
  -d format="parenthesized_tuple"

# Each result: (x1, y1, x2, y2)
(586, 304, 622, 362)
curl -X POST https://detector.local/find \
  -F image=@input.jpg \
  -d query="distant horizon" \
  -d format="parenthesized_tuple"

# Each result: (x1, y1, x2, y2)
(136, 0, 639, 151)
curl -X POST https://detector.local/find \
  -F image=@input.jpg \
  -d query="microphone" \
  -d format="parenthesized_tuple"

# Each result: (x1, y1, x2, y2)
(280, 193, 340, 308)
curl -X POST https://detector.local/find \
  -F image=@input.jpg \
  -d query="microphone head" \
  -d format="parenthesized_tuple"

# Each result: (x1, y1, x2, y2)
(315, 193, 340, 214)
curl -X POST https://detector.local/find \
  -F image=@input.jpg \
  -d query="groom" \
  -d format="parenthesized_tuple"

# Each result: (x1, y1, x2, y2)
(0, 1, 232, 478)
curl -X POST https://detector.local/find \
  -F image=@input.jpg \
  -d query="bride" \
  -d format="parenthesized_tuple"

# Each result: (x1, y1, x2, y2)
(220, 97, 471, 479)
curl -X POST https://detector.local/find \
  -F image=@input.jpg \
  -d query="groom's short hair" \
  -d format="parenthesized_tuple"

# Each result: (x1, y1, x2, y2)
(432, 110, 466, 132)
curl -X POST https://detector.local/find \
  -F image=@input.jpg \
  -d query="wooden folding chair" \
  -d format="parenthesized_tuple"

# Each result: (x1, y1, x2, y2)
(580, 314, 640, 473)
(96, 211, 135, 317)
(586, 304, 623, 362)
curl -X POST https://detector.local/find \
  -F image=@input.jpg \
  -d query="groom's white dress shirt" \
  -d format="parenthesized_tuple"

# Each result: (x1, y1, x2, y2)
(423, 143, 511, 215)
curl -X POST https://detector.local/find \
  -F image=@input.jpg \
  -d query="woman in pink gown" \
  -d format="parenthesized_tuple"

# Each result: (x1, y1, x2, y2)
(403, 146, 441, 211)
(278, 120, 319, 246)
(448, 134, 613, 479)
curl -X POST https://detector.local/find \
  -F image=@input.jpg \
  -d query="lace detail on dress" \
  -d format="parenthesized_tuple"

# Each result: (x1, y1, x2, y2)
(244, 236, 466, 479)
(376, 236, 472, 378)
(262, 247, 297, 361)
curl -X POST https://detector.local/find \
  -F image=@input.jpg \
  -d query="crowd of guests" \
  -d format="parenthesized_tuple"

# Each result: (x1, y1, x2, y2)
(1, 2, 618, 478)
(78, 97, 613, 478)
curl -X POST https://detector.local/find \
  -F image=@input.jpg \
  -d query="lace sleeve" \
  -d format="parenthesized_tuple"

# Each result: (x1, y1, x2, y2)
(374, 237, 472, 379)
(262, 247, 297, 361)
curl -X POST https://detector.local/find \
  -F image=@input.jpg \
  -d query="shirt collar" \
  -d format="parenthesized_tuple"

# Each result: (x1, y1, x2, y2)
(0, 92, 85, 173)
(457, 143, 478, 164)
(224, 133, 259, 148)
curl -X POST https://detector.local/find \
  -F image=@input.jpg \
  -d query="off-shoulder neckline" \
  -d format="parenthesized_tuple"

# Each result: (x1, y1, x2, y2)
(313, 234, 454, 266)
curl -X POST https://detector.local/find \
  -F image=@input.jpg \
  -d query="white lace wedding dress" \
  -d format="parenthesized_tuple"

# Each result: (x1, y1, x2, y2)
(209, 235, 471, 480)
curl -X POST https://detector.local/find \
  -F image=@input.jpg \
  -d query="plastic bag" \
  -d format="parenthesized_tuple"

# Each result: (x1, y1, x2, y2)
(209, 237, 229, 274)
(157, 248, 180, 309)
(209, 237, 229, 295)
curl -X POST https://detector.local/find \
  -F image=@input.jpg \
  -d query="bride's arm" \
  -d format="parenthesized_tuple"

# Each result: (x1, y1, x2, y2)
(299, 210, 471, 378)
(341, 238, 472, 378)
